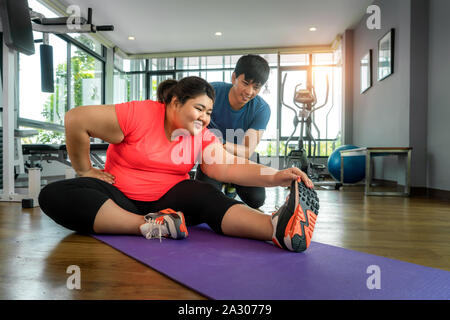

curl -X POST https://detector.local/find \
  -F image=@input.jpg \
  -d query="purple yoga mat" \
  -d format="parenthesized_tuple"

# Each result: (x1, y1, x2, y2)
(93, 224, 450, 300)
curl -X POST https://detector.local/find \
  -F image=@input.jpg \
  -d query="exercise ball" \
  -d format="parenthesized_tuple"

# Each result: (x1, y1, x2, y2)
(327, 145, 366, 183)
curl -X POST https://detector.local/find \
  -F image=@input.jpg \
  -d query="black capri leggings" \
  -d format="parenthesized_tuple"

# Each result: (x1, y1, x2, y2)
(38, 177, 243, 235)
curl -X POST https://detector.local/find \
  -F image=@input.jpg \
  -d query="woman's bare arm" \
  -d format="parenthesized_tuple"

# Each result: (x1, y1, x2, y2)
(64, 105, 124, 179)
(200, 142, 313, 188)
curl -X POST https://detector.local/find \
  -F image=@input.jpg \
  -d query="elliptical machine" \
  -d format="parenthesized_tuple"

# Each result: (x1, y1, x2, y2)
(281, 73, 331, 183)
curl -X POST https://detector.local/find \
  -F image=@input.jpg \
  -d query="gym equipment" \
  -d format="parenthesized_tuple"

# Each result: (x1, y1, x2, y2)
(281, 73, 327, 172)
(0, 5, 113, 206)
(39, 44, 54, 93)
(281, 73, 340, 189)
(30, 7, 114, 35)
(0, 0, 35, 55)
(328, 145, 366, 184)
(94, 224, 450, 300)
(22, 143, 109, 169)
(29, 7, 114, 93)
(11, 143, 108, 208)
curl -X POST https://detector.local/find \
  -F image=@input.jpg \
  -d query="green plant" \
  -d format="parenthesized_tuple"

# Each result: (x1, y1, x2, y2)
(36, 130, 65, 144)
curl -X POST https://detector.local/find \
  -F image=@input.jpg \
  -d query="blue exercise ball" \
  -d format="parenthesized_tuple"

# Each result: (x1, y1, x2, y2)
(327, 145, 366, 183)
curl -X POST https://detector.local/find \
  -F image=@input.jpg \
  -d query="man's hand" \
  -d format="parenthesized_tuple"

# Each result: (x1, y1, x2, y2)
(222, 129, 264, 159)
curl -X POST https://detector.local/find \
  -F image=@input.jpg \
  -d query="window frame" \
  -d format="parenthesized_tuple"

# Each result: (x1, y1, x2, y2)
(112, 51, 341, 158)
(17, 33, 106, 132)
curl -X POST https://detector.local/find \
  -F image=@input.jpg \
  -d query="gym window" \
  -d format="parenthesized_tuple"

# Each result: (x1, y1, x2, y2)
(18, 0, 105, 145)
(113, 56, 146, 103)
(115, 52, 341, 158)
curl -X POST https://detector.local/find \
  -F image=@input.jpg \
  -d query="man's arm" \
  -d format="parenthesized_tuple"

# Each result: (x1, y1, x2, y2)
(223, 129, 264, 159)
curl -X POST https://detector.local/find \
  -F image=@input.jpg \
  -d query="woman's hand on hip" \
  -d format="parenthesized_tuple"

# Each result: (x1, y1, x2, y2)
(271, 167, 314, 188)
(78, 167, 116, 184)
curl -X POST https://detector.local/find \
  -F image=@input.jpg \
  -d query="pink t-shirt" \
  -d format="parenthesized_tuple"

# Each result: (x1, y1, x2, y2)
(104, 100, 218, 201)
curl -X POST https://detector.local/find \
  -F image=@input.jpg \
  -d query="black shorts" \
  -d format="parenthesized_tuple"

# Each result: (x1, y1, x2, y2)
(38, 177, 243, 235)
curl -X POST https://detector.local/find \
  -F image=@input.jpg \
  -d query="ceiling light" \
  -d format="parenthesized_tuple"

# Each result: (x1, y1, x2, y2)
(215, 32, 222, 36)
(128, 36, 135, 40)
(309, 27, 317, 32)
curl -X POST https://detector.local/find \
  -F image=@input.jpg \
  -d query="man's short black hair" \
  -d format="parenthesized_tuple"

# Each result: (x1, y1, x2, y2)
(234, 54, 270, 86)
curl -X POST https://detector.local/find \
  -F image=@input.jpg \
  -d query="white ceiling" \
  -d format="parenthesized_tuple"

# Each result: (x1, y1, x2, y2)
(57, 0, 373, 55)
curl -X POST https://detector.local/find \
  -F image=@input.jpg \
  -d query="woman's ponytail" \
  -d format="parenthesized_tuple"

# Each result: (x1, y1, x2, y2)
(157, 79, 178, 104)
(156, 77, 215, 105)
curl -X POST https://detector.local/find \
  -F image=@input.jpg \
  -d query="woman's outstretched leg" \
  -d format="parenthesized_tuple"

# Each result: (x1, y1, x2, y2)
(153, 179, 319, 252)
(221, 180, 320, 252)
(220, 204, 273, 241)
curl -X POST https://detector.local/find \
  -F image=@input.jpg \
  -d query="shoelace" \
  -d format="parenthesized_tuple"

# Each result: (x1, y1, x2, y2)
(143, 215, 167, 242)
(271, 205, 281, 218)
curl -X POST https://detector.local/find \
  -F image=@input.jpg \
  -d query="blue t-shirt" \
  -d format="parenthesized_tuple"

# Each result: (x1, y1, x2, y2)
(208, 82, 271, 144)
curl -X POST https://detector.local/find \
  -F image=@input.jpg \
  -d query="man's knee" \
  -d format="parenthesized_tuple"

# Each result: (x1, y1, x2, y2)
(194, 167, 223, 191)
(237, 187, 266, 209)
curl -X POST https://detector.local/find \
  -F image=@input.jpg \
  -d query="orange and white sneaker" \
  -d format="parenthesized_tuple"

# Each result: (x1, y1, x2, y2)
(271, 179, 319, 252)
(140, 209, 188, 241)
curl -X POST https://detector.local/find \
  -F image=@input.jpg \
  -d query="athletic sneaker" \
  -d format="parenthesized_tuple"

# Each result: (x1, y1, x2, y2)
(139, 208, 188, 242)
(271, 179, 319, 252)
(224, 183, 237, 199)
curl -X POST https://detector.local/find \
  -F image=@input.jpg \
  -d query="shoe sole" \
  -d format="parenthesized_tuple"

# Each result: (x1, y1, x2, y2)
(289, 180, 319, 251)
(274, 180, 319, 252)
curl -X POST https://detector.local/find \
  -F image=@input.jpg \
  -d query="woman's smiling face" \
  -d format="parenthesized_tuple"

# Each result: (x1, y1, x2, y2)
(173, 94, 214, 136)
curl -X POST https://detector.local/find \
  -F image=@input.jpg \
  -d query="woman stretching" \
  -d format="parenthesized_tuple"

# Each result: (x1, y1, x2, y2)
(38, 77, 319, 252)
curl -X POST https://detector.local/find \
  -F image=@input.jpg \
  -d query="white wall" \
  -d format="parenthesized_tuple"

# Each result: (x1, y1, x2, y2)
(351, 0, 412, 184)
(427, 0, 450, 191)
(349, 0, 450, 191)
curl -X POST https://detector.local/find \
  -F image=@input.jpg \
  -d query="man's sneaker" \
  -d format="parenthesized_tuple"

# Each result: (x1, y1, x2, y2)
(271, 179, 319, 252)
(140, 209, 188, 241)
(224, 183, 237, 199)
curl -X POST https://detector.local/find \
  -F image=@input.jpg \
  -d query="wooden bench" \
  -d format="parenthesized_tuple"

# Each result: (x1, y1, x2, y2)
(340, 147, 412, 197)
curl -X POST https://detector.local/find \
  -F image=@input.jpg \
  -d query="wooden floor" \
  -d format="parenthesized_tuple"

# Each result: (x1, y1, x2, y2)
(1, 185, 449, 299)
